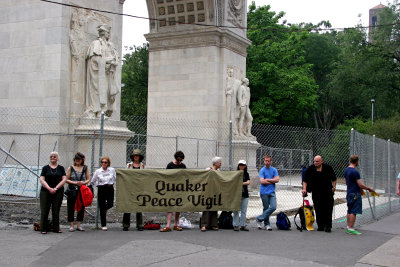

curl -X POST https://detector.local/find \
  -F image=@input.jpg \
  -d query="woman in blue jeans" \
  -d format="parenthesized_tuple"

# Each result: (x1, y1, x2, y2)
(233, 160, 251, 231)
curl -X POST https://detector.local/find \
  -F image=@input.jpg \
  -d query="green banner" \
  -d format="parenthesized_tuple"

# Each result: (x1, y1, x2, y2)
(116, 169, 243, 212)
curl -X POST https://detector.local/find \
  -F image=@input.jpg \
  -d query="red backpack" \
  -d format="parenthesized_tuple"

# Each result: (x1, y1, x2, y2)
(75, 185, 93, 210)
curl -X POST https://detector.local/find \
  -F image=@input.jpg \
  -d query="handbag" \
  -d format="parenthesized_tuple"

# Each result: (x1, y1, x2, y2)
(66, 166, 87, 198)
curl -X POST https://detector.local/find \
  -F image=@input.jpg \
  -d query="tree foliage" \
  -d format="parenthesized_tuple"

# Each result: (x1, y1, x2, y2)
(121, 44, 149, 116)
(246, 2, 318, 126)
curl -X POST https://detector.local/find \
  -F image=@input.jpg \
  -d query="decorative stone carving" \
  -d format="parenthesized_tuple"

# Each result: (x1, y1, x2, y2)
(85, 24, 120, 118)
(69, 8, 114, 117)
(237, 78, 254, 138)
(70, 9, 90, 109)
(228, 0, 244, 27)
(226, 67, 242, 136)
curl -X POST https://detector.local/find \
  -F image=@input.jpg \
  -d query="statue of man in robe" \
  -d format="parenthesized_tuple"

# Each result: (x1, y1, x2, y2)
(85, 24, 119, 118)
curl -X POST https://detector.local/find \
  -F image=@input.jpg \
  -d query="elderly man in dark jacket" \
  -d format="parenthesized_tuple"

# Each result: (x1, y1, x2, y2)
(302, 155, 337, 232)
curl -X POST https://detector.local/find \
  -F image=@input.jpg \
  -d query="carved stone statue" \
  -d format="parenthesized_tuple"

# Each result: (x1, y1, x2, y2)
(85, 24, 119, 118)
(70, 9, 89, 109)
(237, 78, 254, 137)
(226, 67, 242, 136)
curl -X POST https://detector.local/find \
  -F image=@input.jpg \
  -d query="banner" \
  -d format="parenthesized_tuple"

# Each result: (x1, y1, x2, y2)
(116, 169, 243, 212)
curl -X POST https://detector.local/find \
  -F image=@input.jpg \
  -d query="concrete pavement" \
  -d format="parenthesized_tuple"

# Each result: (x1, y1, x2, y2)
(1, 210, 400, 267)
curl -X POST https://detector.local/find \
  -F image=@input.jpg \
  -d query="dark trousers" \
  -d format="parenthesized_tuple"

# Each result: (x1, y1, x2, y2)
(122, 213, 143, 228)
(98, 185, 114, 227)
(312, 194, 334, 229)
(67, 190, 85, 222)
(40, 189, 64, 232)
(201, 211, 218, 228)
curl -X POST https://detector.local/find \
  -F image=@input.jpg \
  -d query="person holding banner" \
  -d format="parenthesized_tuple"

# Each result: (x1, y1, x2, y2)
(123, 149, 145, 231)
(91, 156, 116, 231)
(160, 151, 186, 232)
(201, 156, 222, 232)
(233, 160, 251, 231)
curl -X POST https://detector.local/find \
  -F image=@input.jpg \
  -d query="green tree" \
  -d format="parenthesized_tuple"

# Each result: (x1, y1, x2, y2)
(246, 2, 318, 126)
(121, 44, 149, 116)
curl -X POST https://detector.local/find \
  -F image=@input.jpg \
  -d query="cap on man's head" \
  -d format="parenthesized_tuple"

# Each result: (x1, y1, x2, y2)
(97, 24, 111, 33)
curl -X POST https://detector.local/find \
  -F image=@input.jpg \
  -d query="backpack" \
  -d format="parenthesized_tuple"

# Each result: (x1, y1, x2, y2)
(294, 203, 315, 232)
(276, 212, 291, 230)
(217, 211, 233, 229)
(143, 221, 161, 230)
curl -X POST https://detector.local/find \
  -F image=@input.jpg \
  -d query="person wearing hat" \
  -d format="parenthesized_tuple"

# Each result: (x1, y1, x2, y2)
(232, 160, 251, 231)
(122, 149, 145, 231)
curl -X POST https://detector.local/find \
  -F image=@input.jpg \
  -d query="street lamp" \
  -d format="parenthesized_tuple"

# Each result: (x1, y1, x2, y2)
(371, 99, 375, 125)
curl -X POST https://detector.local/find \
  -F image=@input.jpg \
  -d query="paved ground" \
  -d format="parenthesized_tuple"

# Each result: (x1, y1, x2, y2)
(1, 210, 400, 267)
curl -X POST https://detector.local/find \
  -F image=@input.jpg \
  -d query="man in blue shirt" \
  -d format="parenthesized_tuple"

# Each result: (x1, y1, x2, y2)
(256, 155, 279, 230)
(344, 155, 374, 235)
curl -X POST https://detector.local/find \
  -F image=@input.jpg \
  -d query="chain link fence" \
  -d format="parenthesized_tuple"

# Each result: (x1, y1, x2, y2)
(1, 107, 399, 228)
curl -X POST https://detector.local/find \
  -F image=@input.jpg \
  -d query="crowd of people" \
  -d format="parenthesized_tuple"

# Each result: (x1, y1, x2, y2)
(39, 150, 385, 235)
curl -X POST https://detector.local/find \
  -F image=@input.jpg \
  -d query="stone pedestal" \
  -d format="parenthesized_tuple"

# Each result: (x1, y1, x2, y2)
(74, 119, 132, 169)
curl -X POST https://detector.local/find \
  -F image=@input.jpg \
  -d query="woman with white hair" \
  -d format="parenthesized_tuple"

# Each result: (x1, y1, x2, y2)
(200, 156, 222, 232)
(39, 152, 67, 234)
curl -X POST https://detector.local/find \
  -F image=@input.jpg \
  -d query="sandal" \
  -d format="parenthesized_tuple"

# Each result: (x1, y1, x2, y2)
(173, 225, 183, 231)
(211, 227, 219, 231)
(160, 227, 171, 232)
(201, 226, 207, 232)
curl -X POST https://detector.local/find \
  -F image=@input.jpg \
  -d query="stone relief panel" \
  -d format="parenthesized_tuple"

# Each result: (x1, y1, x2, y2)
(69, 7, 115, 117)
(227, 0, 244, 27)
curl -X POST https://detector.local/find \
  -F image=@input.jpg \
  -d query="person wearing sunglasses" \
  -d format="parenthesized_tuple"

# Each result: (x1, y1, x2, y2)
(39, 151, 67, 234)
(91, 156, 116, 231)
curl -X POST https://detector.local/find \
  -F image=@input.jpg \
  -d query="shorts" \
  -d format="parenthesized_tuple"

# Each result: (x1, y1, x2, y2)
(347, 192, 362, 214)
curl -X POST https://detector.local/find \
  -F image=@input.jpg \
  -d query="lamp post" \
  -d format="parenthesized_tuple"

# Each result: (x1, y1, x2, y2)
(371, 99, 375, 125)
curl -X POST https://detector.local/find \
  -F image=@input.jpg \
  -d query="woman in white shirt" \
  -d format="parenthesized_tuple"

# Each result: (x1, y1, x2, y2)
(91, 156, 116, 231)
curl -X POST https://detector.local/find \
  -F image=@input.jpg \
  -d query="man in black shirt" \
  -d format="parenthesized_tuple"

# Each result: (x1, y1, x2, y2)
(302, 155, 336, 232)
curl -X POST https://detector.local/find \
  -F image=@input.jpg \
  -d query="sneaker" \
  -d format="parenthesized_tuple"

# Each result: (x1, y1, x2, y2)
(69, 227, 75, 232)
(240, 226, 249, 231)
(346, 229, 361, 235)
(102, 227, 108, 231)
(266, 225, 272, 231)
(233, 226, 240, 231)
(137, 227, 144, 231)
(256, 220, 263, 230)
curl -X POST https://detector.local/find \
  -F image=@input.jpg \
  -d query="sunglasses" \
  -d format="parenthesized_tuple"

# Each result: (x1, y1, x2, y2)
(101, 161, 108, 164)
(50, 156, 57, 159)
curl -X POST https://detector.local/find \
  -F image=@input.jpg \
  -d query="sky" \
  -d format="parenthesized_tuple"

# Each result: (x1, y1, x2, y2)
(122, 0, 394, 50)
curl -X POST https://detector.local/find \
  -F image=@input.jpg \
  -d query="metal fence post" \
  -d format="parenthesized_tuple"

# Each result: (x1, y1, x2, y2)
(350, 128, 354, 155)
(196, 139, 199, 168)
(229, 120, 233, 171)
(95, 112, 105, 229)
(91, 133, 95, 176)
(36, 135, 41, 198)
(388, 139, 391, 212)
(372, 134, 376, 215)
(176, 136, 179, 152)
